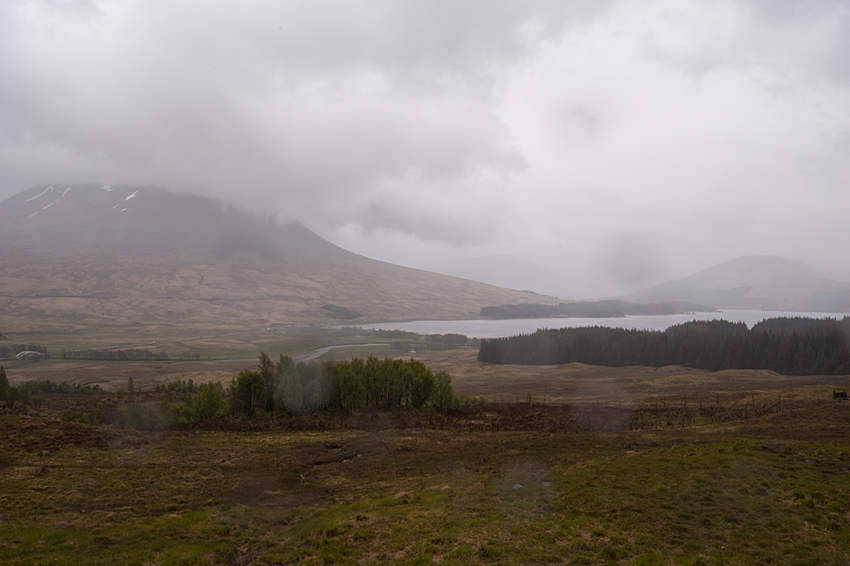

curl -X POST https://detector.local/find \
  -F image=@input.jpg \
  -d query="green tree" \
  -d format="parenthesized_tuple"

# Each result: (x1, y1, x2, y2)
(231, 369, 265, 418)
(0, 366, 8, 401)
(258, 352, 277, 412)
(362, 355, 381, 406)
(433, 370, 454, 411)
(285, 371, 304, 413)
(382, 358, 404, 408)
(302, 362, 326, 410)
(127, 376, 136, 400)
(409, 361, 435, 410)
(281, 362, 309, 411)
(195, 381, 226, 421)
(273, 354, 299, 412)
(328, 361, 365, 412)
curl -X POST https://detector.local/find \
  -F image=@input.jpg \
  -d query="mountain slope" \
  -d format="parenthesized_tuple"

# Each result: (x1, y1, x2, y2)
(623, 255, 850, 312)
(0, 184, 556, 325)
(424, 254, 589, 299)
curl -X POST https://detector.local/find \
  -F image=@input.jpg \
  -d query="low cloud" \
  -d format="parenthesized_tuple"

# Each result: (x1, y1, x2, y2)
(1, 0, 848, 293)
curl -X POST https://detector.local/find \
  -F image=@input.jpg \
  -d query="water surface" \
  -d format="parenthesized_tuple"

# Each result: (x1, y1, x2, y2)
(358, 310, 849, 339)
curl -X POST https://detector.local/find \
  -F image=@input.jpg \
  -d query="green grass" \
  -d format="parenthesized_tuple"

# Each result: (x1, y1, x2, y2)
(2, 399, 850, 564)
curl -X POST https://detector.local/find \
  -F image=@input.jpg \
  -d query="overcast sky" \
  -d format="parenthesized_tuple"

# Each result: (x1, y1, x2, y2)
(2, 0, 849, 295)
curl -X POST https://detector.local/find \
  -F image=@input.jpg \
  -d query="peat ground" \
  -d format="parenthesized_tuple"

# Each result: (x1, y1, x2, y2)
(2, 385, 850, 565)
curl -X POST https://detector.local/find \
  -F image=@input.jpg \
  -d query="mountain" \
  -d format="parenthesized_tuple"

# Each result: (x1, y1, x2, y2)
(0, 184, 556, 325)
(623, 255, 850, 313)
(424, 255, 589, 300)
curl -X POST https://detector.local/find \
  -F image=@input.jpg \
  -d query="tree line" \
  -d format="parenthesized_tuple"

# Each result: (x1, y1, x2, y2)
(61, 349, 170, 361)
(110, 354, 455, 428)
(0, 367, 102, 414)
(226, 353, 455, 419)
(112, 353, 455, 426)
(477, 317, 850, 375)
(332, 326, 472, 343)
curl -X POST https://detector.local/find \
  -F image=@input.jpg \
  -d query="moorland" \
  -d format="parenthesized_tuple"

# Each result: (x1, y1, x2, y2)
(2, 324, 850, 566)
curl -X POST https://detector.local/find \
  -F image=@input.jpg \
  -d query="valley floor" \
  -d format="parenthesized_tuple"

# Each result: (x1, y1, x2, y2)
(2, 396, 850, 565)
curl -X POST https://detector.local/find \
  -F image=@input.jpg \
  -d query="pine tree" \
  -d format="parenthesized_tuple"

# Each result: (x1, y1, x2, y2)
(258, 352, 277, 412)
(233, 370, 265, 418)
(0, 366, 8, 401)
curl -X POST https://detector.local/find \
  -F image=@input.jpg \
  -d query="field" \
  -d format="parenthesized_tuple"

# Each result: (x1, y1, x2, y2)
(3, 340, 850, 565)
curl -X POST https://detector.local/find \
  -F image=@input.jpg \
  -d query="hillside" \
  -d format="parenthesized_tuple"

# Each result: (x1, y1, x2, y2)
(0, 184, 556, 326)
(424, 254, 589, 299)
(624, 255, 850, 312)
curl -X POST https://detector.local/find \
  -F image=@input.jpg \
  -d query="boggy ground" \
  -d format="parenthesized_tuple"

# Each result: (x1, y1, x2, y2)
(2, 396, 850, 565)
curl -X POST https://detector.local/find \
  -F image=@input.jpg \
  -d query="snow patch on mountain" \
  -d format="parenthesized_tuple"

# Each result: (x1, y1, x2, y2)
(25, 185, 55, 202)
(23, 184, 76, 218)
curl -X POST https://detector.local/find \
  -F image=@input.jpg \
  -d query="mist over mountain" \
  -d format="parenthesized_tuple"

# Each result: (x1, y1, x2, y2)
(424, 255, 589, 300)
(623, 256, 850, 313)
(0, 184, 556, 325)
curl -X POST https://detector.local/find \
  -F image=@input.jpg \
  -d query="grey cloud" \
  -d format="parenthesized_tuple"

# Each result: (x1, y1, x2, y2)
(1, 1, 564, 219)
(637, 0, 850, 85)
(596, 233, 670, 294)
(556, 107, 605, 146)
(1, 0, 849, 295)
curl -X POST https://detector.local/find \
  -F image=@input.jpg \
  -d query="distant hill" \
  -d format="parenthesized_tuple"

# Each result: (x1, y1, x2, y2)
(623, 256, 850, 312)
(480, 300, 715, 319)
(0, 184, 557, 325)
(424, 254, 589, 299)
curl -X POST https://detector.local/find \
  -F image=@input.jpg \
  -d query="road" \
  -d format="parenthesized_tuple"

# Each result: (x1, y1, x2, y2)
(212, 344, 390, 364)
(42, 326, 389, 366)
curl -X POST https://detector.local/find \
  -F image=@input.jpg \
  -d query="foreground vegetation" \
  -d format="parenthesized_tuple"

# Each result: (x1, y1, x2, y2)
(2, 393, 849, 565)
(3, 325, 850, 565)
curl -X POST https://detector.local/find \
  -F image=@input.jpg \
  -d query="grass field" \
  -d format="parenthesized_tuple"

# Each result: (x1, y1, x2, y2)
(3, 328, 850, 565)
(3, 353, 850, 565)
